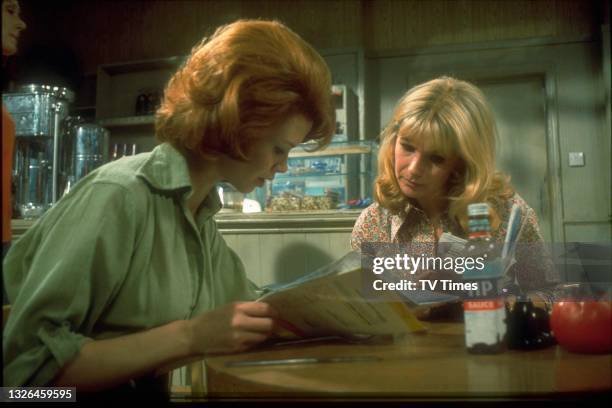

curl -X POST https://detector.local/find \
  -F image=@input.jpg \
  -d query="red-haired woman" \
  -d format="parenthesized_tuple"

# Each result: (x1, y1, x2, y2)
(4, 20, 335, 395)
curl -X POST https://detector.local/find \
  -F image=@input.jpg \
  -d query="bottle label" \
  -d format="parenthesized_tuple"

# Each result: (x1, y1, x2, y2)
(464, 299, 504, 311)
(464, 304, 507, 347)
(463, 277, 504, 296)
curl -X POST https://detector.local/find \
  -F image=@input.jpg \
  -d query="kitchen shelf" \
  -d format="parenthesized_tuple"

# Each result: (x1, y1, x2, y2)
(96, 58, 178, 124)
(98, 115, 155, 128)
(289, 140, 376, 158)
(101, 56, 185, 75)
(275, 171, 372, 180)
(73, 105, 97, 111)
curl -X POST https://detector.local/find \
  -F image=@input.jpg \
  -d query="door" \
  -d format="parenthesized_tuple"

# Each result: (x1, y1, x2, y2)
(476, 75, 553, 243)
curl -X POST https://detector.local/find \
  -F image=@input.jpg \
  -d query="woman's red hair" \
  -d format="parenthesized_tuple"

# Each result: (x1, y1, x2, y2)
(156, 20, 335, 160)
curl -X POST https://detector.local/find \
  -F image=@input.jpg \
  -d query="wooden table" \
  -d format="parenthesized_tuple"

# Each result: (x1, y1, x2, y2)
(204, 322, 612, 401)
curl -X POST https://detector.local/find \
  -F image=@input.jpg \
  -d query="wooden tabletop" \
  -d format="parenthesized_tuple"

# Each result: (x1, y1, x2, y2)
(204, 322, 612, 400)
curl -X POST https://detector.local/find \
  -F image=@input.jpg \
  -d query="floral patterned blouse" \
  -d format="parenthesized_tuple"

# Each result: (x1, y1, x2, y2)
(351, 193, 559, 294)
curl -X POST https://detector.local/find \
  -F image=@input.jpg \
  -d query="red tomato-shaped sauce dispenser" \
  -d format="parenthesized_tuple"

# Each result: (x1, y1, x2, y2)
(551, 299, 612, 354)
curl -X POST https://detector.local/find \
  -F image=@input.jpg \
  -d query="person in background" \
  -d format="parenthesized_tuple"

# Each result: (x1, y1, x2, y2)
(351, 77, 558, 313)
(3, 19, 334, 397)
(2, 0, 26, 307)
(2, 0, 26, 252)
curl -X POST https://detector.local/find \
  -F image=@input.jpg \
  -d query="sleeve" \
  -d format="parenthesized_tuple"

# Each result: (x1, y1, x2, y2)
(508, 196, 560, 296)
(206, 219, 258, 305)
(2, 182, 137, 386)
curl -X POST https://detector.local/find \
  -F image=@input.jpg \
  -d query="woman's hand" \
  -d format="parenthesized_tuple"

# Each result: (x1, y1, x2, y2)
(188, 302, 278, 355)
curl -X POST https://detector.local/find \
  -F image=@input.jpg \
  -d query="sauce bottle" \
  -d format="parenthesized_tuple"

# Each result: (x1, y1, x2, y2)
(463, 202, 507, 354)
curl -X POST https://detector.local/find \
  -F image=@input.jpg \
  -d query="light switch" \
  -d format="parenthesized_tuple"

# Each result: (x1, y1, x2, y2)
(569, 152, 585, 167)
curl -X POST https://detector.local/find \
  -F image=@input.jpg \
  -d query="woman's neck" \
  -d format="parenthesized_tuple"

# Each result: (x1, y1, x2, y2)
(416, 196, 447, 221)
(416, 199, 447, 241)
(185, 156, 221, 217)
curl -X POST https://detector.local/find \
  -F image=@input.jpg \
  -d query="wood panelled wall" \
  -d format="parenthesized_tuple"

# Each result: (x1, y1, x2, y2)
(21, 0, 602, 75)
(364, 0, 601, 51)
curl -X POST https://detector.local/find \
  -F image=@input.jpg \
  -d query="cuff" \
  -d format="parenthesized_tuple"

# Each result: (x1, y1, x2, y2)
(38, 322, 92, 367)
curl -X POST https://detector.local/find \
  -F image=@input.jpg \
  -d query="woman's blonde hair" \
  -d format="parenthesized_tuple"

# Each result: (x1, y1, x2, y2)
(156, 20, 335, 160)
(375, 76, 513, 231)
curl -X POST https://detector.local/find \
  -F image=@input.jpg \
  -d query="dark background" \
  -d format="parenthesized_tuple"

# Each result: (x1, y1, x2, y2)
(5, 0, 608, 107)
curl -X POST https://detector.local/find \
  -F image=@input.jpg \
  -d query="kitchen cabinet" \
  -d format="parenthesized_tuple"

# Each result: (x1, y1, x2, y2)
(95, 57, 184, 153)
(259, 140, 377, 212)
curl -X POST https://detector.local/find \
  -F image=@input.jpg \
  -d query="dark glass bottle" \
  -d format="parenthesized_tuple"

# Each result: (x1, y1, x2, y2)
(463, 203, 507, 354)
(506, 295, 556, 350)
(135, 92, 147, 116)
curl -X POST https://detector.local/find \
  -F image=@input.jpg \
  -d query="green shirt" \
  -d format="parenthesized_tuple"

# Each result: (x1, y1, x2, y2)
(3, 143, 258, 386)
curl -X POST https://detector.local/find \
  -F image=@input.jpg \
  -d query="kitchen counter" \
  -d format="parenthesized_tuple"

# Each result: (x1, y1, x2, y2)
(11, 209, 362, 239)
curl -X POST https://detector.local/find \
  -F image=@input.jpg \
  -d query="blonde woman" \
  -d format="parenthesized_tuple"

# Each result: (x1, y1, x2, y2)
(4, 20, 334, 395)
(351, 77, 558, 306)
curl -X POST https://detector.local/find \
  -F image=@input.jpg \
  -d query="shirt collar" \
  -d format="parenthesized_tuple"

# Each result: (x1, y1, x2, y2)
(389, 200, 426, 241)
(389, 199, 459, 241)
(135, 143, 222, 216)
